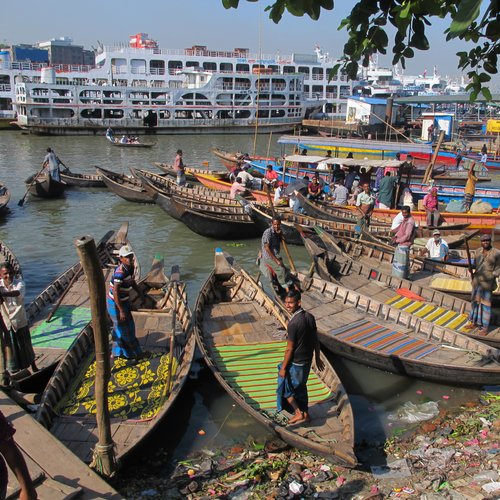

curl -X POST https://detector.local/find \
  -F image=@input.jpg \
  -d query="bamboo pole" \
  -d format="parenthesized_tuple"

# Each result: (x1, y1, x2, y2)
(75, 236, 117, 477)
(422, 130, 446, 185)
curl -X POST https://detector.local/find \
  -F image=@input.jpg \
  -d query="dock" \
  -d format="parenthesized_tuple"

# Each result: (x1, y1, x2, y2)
(0, 391, 121, 499)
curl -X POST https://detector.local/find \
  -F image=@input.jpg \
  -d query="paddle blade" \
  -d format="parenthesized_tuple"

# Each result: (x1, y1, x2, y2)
(17, 197, 26, 207)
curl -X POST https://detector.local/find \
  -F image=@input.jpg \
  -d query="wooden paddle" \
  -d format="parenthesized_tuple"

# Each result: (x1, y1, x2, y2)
(18, 164, 46, 206)
(165, 265, 180, 396)
(46, 264, 83, 322)
(464, 239, 475, 279)
(265, 185, 297, 274)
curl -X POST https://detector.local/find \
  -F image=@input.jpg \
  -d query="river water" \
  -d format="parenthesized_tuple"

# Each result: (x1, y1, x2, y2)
(0, 131, 494, 488)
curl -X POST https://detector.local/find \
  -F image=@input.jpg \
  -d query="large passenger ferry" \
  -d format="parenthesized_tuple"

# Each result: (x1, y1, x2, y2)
(4, 33, 356, 135)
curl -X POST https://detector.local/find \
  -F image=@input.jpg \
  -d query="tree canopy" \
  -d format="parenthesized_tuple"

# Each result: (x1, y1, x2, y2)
(222, 0, 498, 100)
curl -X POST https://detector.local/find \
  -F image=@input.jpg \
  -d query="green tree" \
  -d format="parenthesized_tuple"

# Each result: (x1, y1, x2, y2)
(222, 0, 498, 100)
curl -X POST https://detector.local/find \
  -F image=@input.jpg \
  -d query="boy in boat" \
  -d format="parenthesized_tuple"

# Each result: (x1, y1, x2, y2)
(464, 234, 500, 336)
(107, 245, 144, 362)
(277, 290, 324, 425)
(0, 263, 37, 386)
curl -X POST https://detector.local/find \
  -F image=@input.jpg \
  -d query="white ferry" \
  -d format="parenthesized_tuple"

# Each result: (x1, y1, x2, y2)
(4, 33, 356, 135)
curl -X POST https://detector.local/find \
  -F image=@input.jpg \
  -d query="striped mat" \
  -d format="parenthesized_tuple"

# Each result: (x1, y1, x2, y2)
(211, 342, 333, 411)
(430, 276, 500, 295)
(386, 294, 471, 333)
(330, 319, 438, 360)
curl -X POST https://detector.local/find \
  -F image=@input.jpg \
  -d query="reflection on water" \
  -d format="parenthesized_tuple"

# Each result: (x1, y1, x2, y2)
(0, 131, 495, 479)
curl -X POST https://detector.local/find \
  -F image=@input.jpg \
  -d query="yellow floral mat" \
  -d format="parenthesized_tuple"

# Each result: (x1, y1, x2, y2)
(56, 352, 178, 422)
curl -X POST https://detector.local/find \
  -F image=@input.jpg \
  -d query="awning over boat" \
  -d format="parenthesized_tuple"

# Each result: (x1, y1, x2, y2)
(283, 155, 326, 163)
(283, 155, 403, 169)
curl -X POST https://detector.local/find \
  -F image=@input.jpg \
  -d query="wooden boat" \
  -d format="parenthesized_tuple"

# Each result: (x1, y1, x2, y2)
(0, 182, 10, 212)
(297, 193, 473, 238)
(107, 135, 155, 148)
(0, 240, 22, 279)
(153, 162, 229, 182)
(299, 226, 500, 349)
(36, 260, 194, 464)
(1, 393, 121, 499)
(25, 172, 65, 199)
(23, 223, 138, 385)
(169, 196, 259, 239)
(97, 167, 154, 203)
(273, 269, 500, 386)
(194, 249, 356, 465)
(60, 169, 106, 188)
(211, 147, 273, 171)
(194, 172, 270, 203)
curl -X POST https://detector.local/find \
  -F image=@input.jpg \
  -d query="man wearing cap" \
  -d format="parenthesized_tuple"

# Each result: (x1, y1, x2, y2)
(238, 165, 255, 189)
(419, 230, 449, 262)
(465, 234, 500, 335)
(107, 245, 144, 361)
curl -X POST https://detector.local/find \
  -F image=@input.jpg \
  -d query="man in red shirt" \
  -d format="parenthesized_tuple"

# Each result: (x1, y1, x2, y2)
(422, 187, 440, 227)
(264, 164, 279, 188)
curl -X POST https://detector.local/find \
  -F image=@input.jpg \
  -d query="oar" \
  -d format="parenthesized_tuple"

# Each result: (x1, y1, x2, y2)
(18, 164, 46, 206)
(464, 239, 475, 279)
(165, 265, 179, 396)
(46, 265, 83, 322)
(265, 185, 297, 274)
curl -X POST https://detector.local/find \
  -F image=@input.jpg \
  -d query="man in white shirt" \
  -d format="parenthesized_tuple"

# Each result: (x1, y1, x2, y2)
(419, 229, 449, 261)
(238, 165, 255, 188)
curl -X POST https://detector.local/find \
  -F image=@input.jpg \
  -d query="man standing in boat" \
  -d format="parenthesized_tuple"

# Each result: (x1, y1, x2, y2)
(43, 148, 61, 182)
(391, 206, 416, 279)
(173, 149, 186, 186)
(355, 182, 375, 235)
(465, 234, 500, 336)
(258, 217, 294, 296)
(277, 290, 324, 425)
(422, 187, 440, 227)
(464, 163, 479, 212)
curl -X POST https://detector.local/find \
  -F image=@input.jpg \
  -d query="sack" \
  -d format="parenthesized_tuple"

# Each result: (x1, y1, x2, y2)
(470, 200, 493, 214)
(445, 199, 466, 213)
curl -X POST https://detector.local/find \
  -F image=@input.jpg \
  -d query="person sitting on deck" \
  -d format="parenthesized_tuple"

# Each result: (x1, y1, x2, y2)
(107, 245, 145, 362)
(43, 148, 61, 182)
(422, 187, 440, 227)
(264, 164, 279, 188)
(120, 135, 128, 144)
(238, 165, 255, 188)
(391, 206, 416, 279)
(0, 263, 37, 386)
(419, 230, 449, 262)
(277, 290, 324, 425)
(330, 179, 349, 206)
(230, 177, 246, 199)
(355, 183, 375, 235)
(464, 234, 500, 336)
(257, 217, 295, 296)
(307, 176, 322, 201)
(273, 181, 286, 205)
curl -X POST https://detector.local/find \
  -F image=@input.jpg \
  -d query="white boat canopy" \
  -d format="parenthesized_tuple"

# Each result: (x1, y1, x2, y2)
(283, 155, 402, 169)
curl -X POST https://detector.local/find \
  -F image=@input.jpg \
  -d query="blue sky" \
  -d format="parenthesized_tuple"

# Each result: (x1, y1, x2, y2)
(1, 0, 496, 84)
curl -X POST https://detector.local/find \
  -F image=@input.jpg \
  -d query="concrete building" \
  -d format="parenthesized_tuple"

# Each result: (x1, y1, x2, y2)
(37, 37, 95, 66)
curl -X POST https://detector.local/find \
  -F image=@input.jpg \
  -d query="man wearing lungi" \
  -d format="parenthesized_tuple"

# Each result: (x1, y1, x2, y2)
(277, 291, 324, 425)
(465, 234, 500, 335)
(391, 206, 416, 279)
(107, 245, 144, 361)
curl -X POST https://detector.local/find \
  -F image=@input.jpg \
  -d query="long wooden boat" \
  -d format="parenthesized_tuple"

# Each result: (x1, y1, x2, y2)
(25, 172, 66, 199)
(60, 169, 106, 188)
(194, 172, 270, 203)
(0, 182, 11, 212)
(0, 240, 22, 279)
(194, 249, 356, 465)
(211, 147, 273, 171)
(1, 393, 121, 499)
(299, 225, 500, 348)
(36, 260, 194, 464)
(97, 167, 154, 203)
(107, 135, 155, 148)
(169, 196, 260, 239)
(273, 269, 500, 386)
(23, 223, 138, 385)
(297, 193, 473, 237)
(153, 162, 229, 182)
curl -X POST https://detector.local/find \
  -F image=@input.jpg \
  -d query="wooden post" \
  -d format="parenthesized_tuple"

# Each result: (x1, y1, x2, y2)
(75, 236, 117, 477)
(423, 130, 446, 184)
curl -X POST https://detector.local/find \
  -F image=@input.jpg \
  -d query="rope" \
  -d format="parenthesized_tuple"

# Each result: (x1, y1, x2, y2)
(90, 442, 119, 477)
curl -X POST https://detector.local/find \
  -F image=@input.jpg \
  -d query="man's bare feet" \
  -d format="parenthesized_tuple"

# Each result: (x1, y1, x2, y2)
(462, 322, 476, 331)
(477, 328, 488, 336)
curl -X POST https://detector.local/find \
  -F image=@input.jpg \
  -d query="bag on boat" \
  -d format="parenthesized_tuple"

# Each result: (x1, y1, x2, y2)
(444, 199, 466, 213)
(469, 200, 493, 214)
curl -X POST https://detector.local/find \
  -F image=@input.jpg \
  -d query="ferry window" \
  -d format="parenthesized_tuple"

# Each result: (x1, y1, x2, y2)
(234, 109, 251, 119)
(271, 94, 286, 105)
(216, 94, 233, 105)
(327, 68, 338, 80)
(272, 78, 286, 91)
(312, 68, 324, 79)
(257, 110, 270, 118)
(304, 85, 310, 94)
(186, 61, 200, 68)
(298, 66, 310, 76)
(220, 63, 233, 72)
(256, 79, 270, 91)
(168, 61, 182, 75)
(271, 109, 285, 118)
(203, 62, 217, 71)
(236, 63, 249, 72)
(103, 109, 124, 119)
(81, 109, 102, 119)
(159, 110, 170, 119)
(257, 94, 270, 101)
(234, 94, 251, 106)
(235, 78, 250, 90)
(283, 66, 295, 74)
(312, 85, 323, 97)
(268, 65, 278, 73)
(150, 60, 165, 76)
(130, 59, 147, 74)
(216, 77, 233, 90)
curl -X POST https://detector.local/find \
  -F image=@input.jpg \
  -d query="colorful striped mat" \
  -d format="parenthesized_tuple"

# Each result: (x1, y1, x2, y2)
(211, 342, 332, 411)
(330, 318, 438, 360)
(386, 294, 471, 333)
